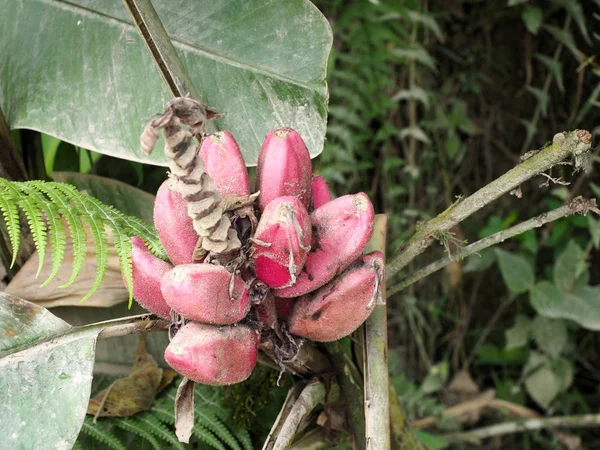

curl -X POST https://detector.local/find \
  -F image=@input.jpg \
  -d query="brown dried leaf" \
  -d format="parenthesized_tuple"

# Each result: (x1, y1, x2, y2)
(174, 377, 195, 444)
(6, 224, 127, 308)
(86, 337, 162, 418)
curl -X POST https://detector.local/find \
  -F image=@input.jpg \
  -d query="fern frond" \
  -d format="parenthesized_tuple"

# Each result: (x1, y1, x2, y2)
(16, 198, 47, 278)
(164, 390, 243, 450)
(80, 416, 126, 450)
(113, 417, 162, 450)
(79, 214, 109, 303)
(0, 192, 20, 268)
(151, 403, 227, 450)
(0, 178, 166, 304)
(31, 181, 88, 287)
(135, 414, 186, 450)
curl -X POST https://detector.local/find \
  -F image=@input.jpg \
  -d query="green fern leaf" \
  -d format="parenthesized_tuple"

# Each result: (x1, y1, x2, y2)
(79, 213, 109, 303)
(16, 198, 47, 278)
(30, 181, 88, 287)
(16, 183, 68, 286)
(111, 221, 133, 307)
(136, 414, 186, 450)
(80, 416, 126, 450)
(113, 417, 162, 450)
(151, 402, 228, 450)
(0, 193, 20, 268)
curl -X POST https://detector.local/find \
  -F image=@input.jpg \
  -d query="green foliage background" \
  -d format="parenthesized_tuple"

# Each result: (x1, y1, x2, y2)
(2, 0, 600, 448)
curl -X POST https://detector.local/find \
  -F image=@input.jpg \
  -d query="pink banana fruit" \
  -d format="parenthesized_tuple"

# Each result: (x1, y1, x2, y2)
(199, 131, 250, 197)
(311, 175, 332, 210)
(275, 193, 375, 298)
(164, 322, 259, 385)
(251, 196, 311, 288)
(154, 179, 199, 265)
(256, 128, 312, 211)
(274, 296, 295, 321)
(130, 236, 172, 319)
(161, 264, 250, 325)
(288, 252, 384, 341)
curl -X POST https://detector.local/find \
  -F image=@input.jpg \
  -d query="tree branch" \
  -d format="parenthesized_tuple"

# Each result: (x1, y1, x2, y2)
(444, 413, 600, 444)
(387, 196, 599, 297)
(386, 130, 592, 279)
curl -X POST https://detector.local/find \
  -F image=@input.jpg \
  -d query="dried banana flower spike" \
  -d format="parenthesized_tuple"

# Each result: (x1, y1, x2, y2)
(251, 196, 311, 288)
(275, 192, 375, 298)
(288, 251, 385, 342)
(154, 179, 200, 265)
(160, 264, 250, 325)
(311, 175, 332, 210)
(256, 128, 312, 212)
(130, 236, 173, 319)
(164, 322, 259, 386)
(199, 131, 251, 197)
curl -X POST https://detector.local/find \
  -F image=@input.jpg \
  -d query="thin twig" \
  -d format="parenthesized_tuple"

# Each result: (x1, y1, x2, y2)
(272, 381, 326, 450)
(386, 130, 592, 280)
(444, 413, 600, 444)
(387, 196, 599, 297)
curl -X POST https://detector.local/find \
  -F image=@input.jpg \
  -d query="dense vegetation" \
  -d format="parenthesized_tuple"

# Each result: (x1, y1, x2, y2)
(2, 0, 600, 448)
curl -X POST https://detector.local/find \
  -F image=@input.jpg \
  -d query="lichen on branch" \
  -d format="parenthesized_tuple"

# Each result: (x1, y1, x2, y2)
(387, 129, 593, 279)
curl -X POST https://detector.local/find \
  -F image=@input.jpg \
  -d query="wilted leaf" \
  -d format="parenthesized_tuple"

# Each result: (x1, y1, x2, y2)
(531, 316, 568, 358)
(87, 337, 162, 418)
(553, 240, 587, 292)
(1, 0, 332, 166)
(505, 315, 532, 350)
(531, 282, 600, 331)
(496, 249, 535, 294)
(174, 377, 195, 444)
(0, 293, 100, 449)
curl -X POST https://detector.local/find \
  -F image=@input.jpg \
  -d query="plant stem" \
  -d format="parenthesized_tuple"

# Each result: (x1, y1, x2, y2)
(444, 413, 600, 444)
(272, 381, 326, 450)
(122, 0, 201, 101)
(387, 196, 599, 297)
(324, 340, 366, 450)
(386, 130, 592, 279)
(75, 313, 170, 339)
(363, 215, 391, 450)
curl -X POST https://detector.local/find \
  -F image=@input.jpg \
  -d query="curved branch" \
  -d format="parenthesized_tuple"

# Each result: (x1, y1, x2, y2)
(386, 130, 592, 279)
(387, 197, 599, 297)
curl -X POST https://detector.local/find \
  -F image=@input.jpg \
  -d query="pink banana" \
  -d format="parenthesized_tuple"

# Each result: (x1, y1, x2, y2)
(154, 179, 199, 265)
(164, 322, 259, 385)
(288, 252, 384, 341)
(199, 131, 250, 197)
(274, 296, 295, 321)
(275, 193, 375, 298)
(251, 196, 311, 288)
(256, 128, 312, 211)
(130, 236, 172, 319)
(311, 175, 332, 210)
(161, 264, 250, 325)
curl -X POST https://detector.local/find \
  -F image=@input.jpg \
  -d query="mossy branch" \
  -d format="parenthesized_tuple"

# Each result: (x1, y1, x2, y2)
(386, 129, 593, 279)
(387, 196, 600, 297)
